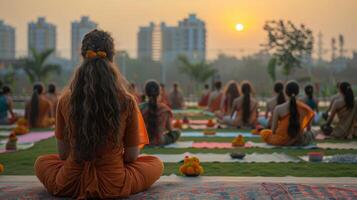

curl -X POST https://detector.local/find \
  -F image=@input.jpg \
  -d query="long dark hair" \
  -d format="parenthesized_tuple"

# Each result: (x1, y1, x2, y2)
(274, 81, 285, 105)
(144, 80, 160, 141)
(241, 82, 253, 124)
(69, 29, 130, 161)
(304, 84, 314, 100)
(285, 81, 300, 138)
(29, 83, 44, 127)
(225, 81, 240, 110)
(339, 82, 354, 110)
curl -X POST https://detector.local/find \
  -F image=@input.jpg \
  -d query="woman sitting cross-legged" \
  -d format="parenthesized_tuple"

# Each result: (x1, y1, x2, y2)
(263, 81, 286, 128)
(322, 82, 357, 139)
(140, 80, 181, 146)
(261, 81, 315, 146)
(34, 30, 163, 199)
(25, 83, 53, 128)
(221, 81, 258, 129)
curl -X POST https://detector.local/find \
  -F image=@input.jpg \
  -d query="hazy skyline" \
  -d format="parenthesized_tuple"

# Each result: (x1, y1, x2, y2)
(1, 0, 357, 59)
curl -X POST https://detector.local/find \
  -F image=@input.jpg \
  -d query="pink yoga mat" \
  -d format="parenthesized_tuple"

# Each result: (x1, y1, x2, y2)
(172, 119, 210, 125)
(17, 131, 54, 143)
(192, 142, 234, 149)
(0, 131, 54, 144)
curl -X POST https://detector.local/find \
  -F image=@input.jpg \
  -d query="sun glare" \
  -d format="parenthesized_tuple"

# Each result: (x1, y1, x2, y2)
(235, 23, 244, 31)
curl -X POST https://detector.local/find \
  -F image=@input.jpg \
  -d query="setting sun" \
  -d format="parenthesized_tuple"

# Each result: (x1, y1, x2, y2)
(235, 23, 244, 31)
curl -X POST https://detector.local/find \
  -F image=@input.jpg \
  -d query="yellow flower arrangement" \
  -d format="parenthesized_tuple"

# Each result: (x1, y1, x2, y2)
(232, 135, 245, 147)
(206, 119, 215, 128)
(13, 126, 29, 135)
(16, 117, 28, 127)
(179, 156, 204, 177)
(173, 119, 182, 129)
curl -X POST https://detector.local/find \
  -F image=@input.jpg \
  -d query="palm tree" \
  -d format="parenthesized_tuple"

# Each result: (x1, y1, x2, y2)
(16, 48, 61, 84)
(178, 55, 216, 94)
(178, 55, 216, 83)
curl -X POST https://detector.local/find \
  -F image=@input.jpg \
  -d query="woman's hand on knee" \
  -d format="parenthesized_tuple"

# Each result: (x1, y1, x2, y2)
(124, 146, 140, 163)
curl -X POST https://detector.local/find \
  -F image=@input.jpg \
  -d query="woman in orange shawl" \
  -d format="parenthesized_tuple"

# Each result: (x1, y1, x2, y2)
(140, 80, 181, 145)
(261, 81, 315, 146)
(198, 84, 210, 107)
(34, 30, 163, 199)
(25, 83, 53, 128)
(45, 83, 59, 114)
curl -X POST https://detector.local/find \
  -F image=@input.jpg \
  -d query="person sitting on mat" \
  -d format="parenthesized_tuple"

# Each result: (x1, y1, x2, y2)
(0, 86, 16, 125)
(221, 81, 258, 129)
(321, 82, 357, 139)
(45, 83, 59, 114)
(221, 80, 240, 115)
(34, 30, 163, 199)
(198, 84, 210, 107)
(207, 81, 224, 113)
(322, 82, 342, 120)
(168, 82, 185, 110)
(261, 81, 315, 146)
(25, 83, 53, 128)
(158, 83, 170, 107)
(263, 81, 286, 128)
(140, 80, 181, 146)
(215, 80, 240, 121)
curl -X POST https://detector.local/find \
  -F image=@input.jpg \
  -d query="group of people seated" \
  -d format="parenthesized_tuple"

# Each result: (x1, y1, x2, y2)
(2, 29, 355, 199)
(198, 79, 357, 146)
(0, 82, 58, 127)
(130, 82, 185, 110)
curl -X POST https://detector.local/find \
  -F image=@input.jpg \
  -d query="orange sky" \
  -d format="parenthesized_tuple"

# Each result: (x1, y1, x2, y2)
(1, 0, 357, 59)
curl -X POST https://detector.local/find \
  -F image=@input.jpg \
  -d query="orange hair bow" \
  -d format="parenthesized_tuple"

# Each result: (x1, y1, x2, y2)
(85, 50, 107, 59)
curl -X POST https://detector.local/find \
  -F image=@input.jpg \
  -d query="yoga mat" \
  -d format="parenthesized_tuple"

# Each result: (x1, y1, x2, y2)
(2, 176, 357, 199)
(0, 124, 17, 130)
(149, 152, 300, 163)
(0, 131, 10, 136)
(0, 143, 34, 153)
(300, 154, 357, 163)
(172, 109, 203, 114)
(0, 131, 54, 154)
(164, 141, 194, 148)
(181, 131, 259, 138)
(0, 131, 54, 144)
(13, 109, 25, 116)
(244, 141, 318, 149)
(192, 142, 234, 149)
(317, 142, 357, 150)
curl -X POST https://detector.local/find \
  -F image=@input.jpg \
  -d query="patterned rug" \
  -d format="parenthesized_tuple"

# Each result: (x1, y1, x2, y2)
(1, 180, 357, 199)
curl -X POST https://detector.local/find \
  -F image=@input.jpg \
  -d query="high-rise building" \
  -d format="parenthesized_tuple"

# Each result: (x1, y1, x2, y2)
(160, 23, 182, 64)
(0, 20, 15, 59)
(175, 14, 206, 62)
(137, 22, 155, 60)
(28, 17, 56, 56)
(71, 16, 97, 66)
(137, 14, 206, 64)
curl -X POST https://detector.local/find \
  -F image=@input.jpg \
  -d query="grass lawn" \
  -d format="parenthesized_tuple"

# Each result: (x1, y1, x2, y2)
(1, 136, 357, 176)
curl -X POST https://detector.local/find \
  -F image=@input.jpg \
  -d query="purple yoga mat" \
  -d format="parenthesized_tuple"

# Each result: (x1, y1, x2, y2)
(16, 131, 54, 143)
(0, 131, 54, 144)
